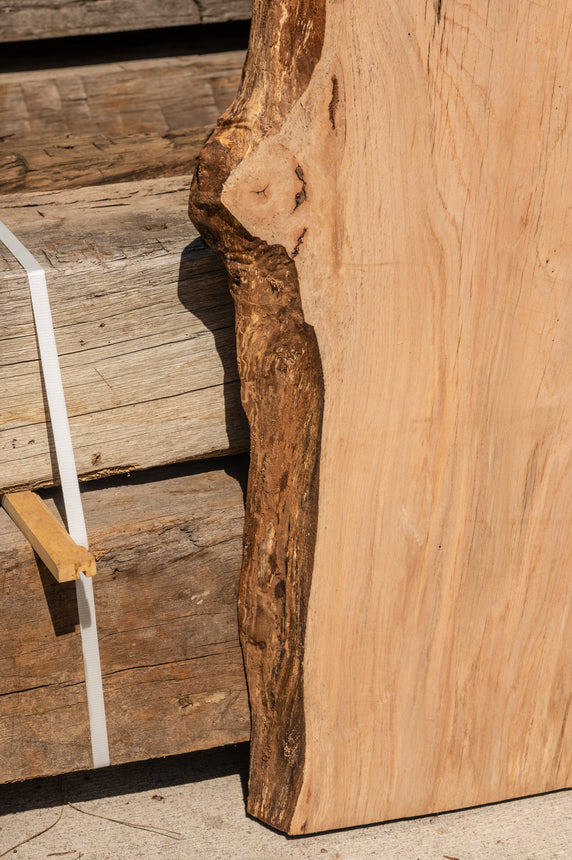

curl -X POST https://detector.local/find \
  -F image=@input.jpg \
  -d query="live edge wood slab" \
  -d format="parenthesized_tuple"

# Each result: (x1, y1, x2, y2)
(190, 0, 572, 836)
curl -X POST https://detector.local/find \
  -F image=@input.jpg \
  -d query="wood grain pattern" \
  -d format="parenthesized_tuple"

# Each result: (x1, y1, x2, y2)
(0, 0, 251, 42)
(1, 491, 96, 581)
(191, 0, 572, 834)
(0, 52, 245, 192)
(0, 176, 248, 492)
(0, 459, 249, 783)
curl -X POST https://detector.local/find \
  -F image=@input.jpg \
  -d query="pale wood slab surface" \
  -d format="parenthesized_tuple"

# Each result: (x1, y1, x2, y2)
(190, 0, 572, 834)
(0, 459, 249, 783)
(0, 52, 245, 192)
(0, 176, 248, 492)
(0, 0, 251, 42)
(1, 491, 96, 581)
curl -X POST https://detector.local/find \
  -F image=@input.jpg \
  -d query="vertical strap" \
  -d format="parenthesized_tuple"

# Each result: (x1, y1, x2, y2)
(0, 220, 110, 769)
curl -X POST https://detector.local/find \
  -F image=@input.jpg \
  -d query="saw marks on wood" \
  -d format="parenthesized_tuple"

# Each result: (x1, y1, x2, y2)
(191, 0, 572, 835)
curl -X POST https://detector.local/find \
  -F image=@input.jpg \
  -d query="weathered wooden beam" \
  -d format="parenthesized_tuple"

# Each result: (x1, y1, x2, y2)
(0, 176, 249, 493)
(0, 458, 250, 783)
(0, 126, 214, 194)
(190, 0, 572, 835)
(0, 51, 245, 193)
(0, 0, 251, 42)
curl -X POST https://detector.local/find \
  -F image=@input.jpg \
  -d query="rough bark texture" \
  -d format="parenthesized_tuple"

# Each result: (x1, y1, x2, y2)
(189, 0, 326, 832)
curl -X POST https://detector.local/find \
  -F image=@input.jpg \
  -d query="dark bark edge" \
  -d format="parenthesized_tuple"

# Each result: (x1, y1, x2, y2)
(189, 0, 326, 832)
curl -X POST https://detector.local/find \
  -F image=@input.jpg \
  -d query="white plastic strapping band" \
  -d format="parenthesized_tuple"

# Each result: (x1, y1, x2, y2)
(0, 220, 110, 769)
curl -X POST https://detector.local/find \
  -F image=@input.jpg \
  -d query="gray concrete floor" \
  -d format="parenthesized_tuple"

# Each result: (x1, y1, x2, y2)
(0, 744, 570, 859)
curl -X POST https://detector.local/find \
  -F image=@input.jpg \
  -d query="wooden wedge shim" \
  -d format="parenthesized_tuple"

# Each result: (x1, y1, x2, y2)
(190, 0, 572, 835)
(2, 491, 96, 582)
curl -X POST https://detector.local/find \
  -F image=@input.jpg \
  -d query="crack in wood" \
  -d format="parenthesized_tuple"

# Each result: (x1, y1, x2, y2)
(328, 74, 339, 130)
(291, 226, 307, 258)
(102, 650, 237, 678)
(294, 163, 306, 209)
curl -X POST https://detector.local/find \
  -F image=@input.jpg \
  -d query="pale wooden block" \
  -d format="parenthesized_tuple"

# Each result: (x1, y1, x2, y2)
(2, 491, 95, 582)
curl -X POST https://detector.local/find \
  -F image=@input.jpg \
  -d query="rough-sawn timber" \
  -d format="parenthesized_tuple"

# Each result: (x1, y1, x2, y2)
(0, 51, 246, 193)
(0, 0, 251, 42)
(0, 176, 248, 492)
(0, 459, 250, 783)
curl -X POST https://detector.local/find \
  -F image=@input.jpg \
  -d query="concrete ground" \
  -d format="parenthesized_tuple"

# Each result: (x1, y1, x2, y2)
(0, 744, 569, 859)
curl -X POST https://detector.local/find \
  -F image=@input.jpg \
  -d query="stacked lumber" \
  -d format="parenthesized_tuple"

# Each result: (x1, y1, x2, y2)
(0, 463, 250, 782)
(0, 0, 251, 41)
(1, 177, 248, 490)
(0, 6, 251, 781)
(0, 52, 248, 192)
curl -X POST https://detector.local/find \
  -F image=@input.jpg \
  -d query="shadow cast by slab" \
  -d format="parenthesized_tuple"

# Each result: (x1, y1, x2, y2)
(177, 237, 249, 502)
